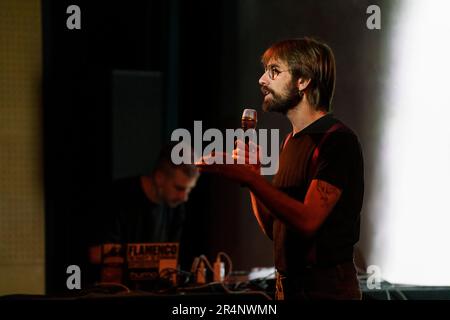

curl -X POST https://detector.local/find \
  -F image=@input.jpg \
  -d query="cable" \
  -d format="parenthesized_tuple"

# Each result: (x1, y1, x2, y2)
(199, 254, 215, 273)
(216, 281, 273, 300)
(92, 282, 131, 293)
(252, 270, 276, 282)
(176, 280, 273, 300)
(217, 251, 233, 281)
(393, 289, 408, 300)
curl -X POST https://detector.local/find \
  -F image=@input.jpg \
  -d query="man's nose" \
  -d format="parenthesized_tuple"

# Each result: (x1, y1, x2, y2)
(259, 71, 269, 86)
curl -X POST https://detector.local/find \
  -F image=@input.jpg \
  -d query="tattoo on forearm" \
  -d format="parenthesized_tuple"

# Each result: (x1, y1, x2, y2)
(316, 181, 339, 208)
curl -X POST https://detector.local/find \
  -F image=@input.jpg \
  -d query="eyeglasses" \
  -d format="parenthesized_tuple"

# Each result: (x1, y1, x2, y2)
(265, 65, 290, 80)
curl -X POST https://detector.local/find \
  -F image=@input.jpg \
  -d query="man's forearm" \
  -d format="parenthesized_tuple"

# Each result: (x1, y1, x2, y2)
(246, 172, 342, 238)
(250, 191, 273, 240)
(245, 172, 315, 237)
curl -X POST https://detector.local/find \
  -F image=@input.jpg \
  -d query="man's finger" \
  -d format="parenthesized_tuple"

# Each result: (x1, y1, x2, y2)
(195, 152, 235, 165)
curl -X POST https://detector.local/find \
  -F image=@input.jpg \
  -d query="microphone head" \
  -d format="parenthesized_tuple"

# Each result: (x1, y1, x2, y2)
(241, 109, 257, 130)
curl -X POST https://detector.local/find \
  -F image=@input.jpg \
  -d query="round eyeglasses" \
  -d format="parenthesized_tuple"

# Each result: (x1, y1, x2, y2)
(265, 65, 290, 80)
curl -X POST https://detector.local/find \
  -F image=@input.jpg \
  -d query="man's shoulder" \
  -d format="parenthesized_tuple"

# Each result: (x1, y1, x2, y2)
(326, 116, 361, 144)
(318, 123, 364, 168)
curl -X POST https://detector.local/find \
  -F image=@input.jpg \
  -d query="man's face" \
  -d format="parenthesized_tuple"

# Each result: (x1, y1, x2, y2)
(259, 58, 300, 114)
(157, 169, 198, 208)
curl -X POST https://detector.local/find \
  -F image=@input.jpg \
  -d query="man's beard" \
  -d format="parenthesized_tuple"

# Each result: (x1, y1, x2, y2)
(262, 81, 301, 115)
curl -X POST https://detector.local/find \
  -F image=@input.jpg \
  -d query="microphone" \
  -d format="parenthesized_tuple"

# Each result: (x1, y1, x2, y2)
(239, 109, 258, 166)
(241, 108, 257, 147)
(241, 108, 258, 131)
(238, 109, 258, 187)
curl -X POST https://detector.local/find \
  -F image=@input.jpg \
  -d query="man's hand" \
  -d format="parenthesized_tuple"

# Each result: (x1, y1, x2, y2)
(195, 139, 261, 184)
(232, 138, 261, 173)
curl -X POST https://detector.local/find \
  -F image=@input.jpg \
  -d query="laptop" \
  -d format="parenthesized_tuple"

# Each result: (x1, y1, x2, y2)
(100, 242, 179, 289)
(100, 243, 126, 284)
(126, 242, 179, 284)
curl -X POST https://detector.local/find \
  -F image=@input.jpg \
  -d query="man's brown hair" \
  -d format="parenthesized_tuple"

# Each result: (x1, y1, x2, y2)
(262, 37, 336, 112)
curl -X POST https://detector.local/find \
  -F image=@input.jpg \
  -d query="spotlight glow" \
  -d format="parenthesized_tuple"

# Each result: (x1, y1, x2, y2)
(374, 0, 450, 286)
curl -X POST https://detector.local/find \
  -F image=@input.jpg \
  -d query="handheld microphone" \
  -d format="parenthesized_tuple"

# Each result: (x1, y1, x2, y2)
(241, 109, 257, 148)
(238, 109, 258, 170)
(241, 109, 258, 130)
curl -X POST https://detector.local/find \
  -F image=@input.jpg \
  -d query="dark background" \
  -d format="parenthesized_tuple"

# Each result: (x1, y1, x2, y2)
(42, 0, 386, 293)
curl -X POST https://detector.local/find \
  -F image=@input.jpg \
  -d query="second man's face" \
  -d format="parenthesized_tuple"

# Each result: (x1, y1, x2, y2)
(159, 169, 198, 208)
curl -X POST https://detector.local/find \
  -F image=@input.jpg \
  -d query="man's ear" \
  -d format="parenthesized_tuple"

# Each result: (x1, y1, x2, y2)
(297, 78, 311, 91)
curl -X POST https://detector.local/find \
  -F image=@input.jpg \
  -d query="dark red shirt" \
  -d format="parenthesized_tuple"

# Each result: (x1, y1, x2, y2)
(272, 114, 364, 274)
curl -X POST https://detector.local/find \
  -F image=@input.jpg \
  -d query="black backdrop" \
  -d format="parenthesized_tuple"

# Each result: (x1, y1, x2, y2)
(42, 0, 238, 293)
